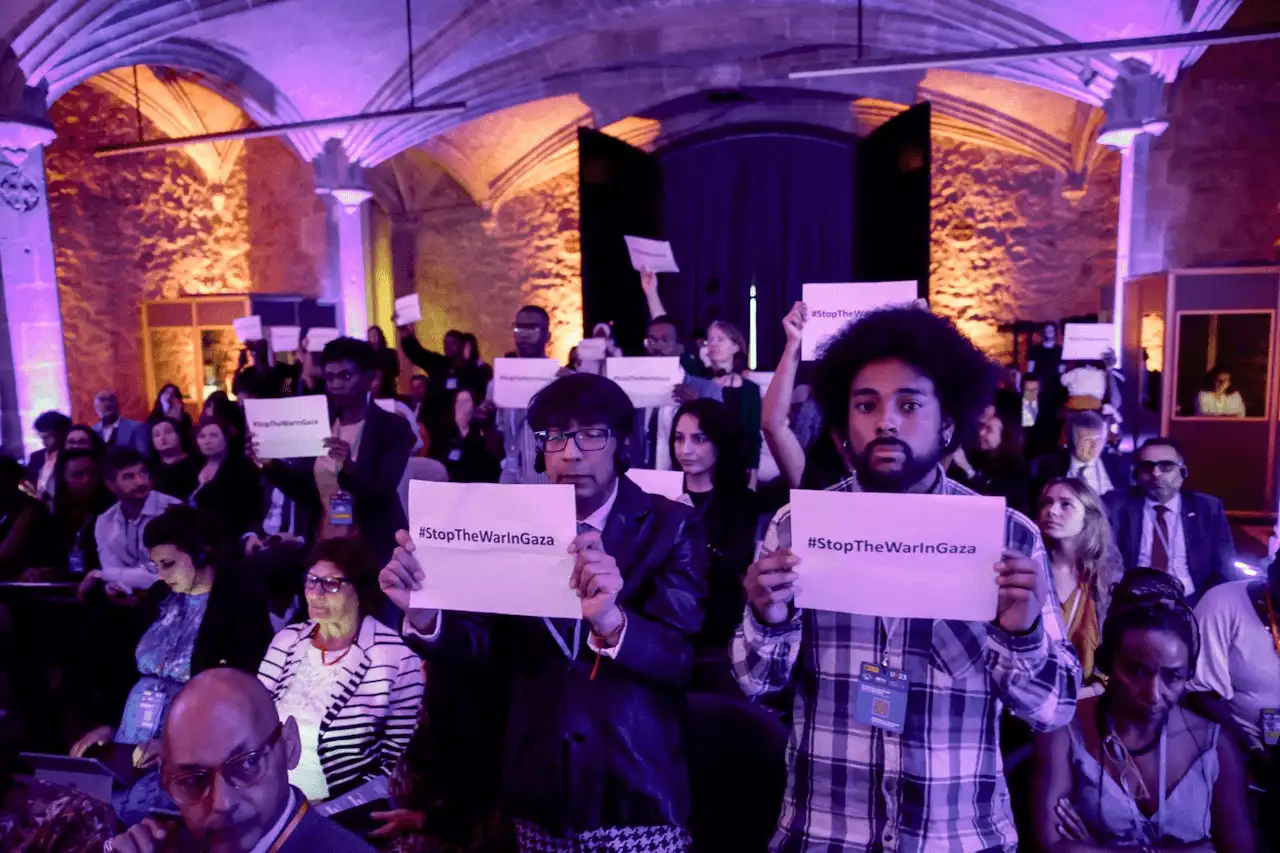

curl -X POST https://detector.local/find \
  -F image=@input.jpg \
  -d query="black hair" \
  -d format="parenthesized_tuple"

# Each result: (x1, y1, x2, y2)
(34, 410, 72, 437)
(101, 446, 148, 482)
(65, 424, 105, 456)
(669, 399, 749, 492)
(1137, 436, 1185, 462)
(148, 415, 194, 457)
(444, 329, 464, 343)
(320, 336, 378, 372)
(307, 536, 382, 618)
(201, 391, 246, 442)
(1095, 569, 1200, 677)
(141, 504, 210, 565)
(52, 449, 113, 518)
(649, 314, 683, 338)
(813, 307, 999, 453)
(516, 305, 550, 326)
(1066, 410, 1106, 434)
(1204, 365, 1235, 393)
(459, 332, 481, 365)
(528, 372, 636, 436)
(368, 326, 389, 350)
(0, 456, 24, 494)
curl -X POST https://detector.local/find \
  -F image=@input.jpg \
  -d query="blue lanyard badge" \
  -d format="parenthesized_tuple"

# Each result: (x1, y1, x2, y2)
(1262, 709, 1279, 747)
(853, 662, 910, 733)
(329, 492, 354, 526)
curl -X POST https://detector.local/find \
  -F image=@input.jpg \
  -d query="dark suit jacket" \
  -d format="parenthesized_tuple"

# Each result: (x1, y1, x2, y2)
(1029, 450, 1131, 505)
(93, 418, 150, 456)
(264, 403, 414, 564)
(1103, 488, 1236, 603)
(190, 456, 264, 541)
(406, 475, 708, 835)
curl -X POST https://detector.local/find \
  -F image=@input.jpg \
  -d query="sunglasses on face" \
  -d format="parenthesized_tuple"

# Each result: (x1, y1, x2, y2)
(163, 723, 282, 806)
(534, 428, 612, 453)
(304, 572, 353, 594)
(1135, 460, 1180, 475)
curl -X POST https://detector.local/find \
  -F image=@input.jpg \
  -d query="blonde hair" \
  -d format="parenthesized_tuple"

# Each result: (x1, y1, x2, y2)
(1037, 477, 1112, 579)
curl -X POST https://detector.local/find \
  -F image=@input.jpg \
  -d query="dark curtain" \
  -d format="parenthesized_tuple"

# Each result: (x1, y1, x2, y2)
(658, 125, 856, 369)
(578, 128, 663, 354)
(857, 102, 931, 299)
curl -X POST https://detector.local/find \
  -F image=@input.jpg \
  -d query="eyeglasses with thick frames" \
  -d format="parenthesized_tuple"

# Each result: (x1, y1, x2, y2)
(163, 723, 283, 805)
(534, 428, 613, 453)
(304, 572, 354, 594)
(1134, 460, 1181, 475)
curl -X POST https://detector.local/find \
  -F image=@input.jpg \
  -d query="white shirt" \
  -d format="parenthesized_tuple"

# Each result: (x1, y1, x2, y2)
(249, 790, 299, 853)
(1197, 390, 1247, 417)
(276, 644, 334, 802)
(1061, 366, 1107, 399)
(1021, 398, 1039, 429)
(1068, 456, 1114, 496)
(1139, 493, 1194, 596)
(1190, 581, 1280, 749)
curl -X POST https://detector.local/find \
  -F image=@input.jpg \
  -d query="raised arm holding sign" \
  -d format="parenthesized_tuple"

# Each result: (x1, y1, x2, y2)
(801, 281, 918, 361)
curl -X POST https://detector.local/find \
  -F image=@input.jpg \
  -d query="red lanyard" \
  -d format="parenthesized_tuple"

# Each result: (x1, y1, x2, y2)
(264, 798, 309, 853)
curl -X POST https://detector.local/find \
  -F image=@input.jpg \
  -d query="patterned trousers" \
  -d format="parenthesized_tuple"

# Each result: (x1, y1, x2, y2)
(513, 820, 691, 853)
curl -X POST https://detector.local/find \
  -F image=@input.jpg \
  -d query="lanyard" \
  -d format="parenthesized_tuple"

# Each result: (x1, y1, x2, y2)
(263, 798, 309, 853)
(1152, 725, 1168, 839)
(543, 618, 581, 661)
(1266, 588, 1280, 656)
(878, 618, 902, 669)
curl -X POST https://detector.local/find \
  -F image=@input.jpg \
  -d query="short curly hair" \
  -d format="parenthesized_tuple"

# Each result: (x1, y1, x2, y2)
(813, 307, 999, 453)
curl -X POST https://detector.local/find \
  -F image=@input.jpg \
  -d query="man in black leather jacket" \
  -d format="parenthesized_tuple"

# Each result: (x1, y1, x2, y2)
(381, 372, 709, 852)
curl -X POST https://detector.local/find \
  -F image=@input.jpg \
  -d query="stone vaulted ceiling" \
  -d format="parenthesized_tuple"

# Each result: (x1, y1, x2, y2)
(0, 0, 1244, 202)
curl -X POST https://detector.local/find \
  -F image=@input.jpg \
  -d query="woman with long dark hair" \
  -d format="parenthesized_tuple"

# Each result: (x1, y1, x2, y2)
(427, 388, 503, 483)
(148, 416, 200, 501)
(1196, 366, 1246, 418)
(669, 398, 759, 693)
(368, 325, 401, 399)
(189, 416, 262, 541)
(48, 449, 114, 577)
(148, 384, 193, 435)
(704, 320, 762, 487)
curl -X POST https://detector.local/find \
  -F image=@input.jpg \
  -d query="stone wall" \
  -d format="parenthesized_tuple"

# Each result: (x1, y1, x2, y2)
(45, 84, 326, 421)
(1147, 23, 1280, 269)
(930, 137, 1121, 360)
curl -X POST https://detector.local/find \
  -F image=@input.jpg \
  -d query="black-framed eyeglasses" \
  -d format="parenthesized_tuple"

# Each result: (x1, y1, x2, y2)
(163, 723, 283, 805)
(534, 428, 613, 453)
(304, 572, 353, 594)
(1135, 460, 1180, 475)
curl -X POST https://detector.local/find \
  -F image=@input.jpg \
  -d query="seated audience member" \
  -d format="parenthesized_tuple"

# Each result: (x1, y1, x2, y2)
(427, 387, 503, 483)
(0, 456, 52, 579)
(950, 404, 1030, 514)
(1185, 554, 1279, 848)
(382, 371, 708, 851)
(190, 416, 263, 541)
(258, 538, 423, 805)
(1022, 374, 1042, 428)
(670, 398, 758, 693)
(733, 307, 1078, 852)
(633, 290, 723, 471)
(406, 373, 429, 420)
(28, 409, 71, 501)
(368, 325, 401, 399)
(704, 320, 762, 486)
(1196, 366, 1247, 418)
(148, 383, 194, 435)
(1031, 571, 1255, 853)
(103, 668, 376, 853)
(149, 416, 201, 501)
(459, 331, 490, 382)
(70, 505, 272, 824)
(43, 449, 114, 578)
(252, 337, 414, 565)
(93, 390, 150, 456)
(1105, 438, 1234, 605)
(65, 423, 106, 455)
(1032, 410, 1129, 501)
(84, 448, 182, 591)
(200, 390, 247, 449)
(244, 483, 312, 630)
(1037, 477, 1124, 689)
(488, 305, 562, 485)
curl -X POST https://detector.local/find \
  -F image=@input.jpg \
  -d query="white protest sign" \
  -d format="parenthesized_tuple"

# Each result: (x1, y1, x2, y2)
(394, 294, 422, 325)
(305, 327, 340, 353)
(232, 315, 263, 343)
(492, 358, 561, 409)
(748, 371, 775, 398)
(243, 395, 330, 459)
(606, 357, 683, 408)
(624, 236, 679, 274)
(789, 489, 1005, 621)
(576, 338, 607, 361)
(408, 481, 580, 619)
(268, 325, 301, 353)
(374, 398, 399, 414)
(626, 468, 686, 501)
(1062, 323, 1115, 361)
(801, 281, 919, 361)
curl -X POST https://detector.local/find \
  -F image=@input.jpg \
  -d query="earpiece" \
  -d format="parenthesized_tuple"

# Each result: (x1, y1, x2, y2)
(615, 442, 631, 475)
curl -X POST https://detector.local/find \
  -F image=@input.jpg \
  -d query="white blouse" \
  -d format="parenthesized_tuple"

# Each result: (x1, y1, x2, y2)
(275, 643, 335, 801)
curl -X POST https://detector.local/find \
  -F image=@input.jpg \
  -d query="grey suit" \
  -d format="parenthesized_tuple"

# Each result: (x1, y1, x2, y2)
(93, 418, 150, 456)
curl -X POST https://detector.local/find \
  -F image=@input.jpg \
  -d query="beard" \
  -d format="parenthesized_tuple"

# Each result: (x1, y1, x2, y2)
(851, 436, 945, 493)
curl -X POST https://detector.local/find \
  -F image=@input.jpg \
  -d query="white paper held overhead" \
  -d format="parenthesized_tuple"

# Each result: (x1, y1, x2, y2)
(605, 357, 683, 409)
(492, 358, 561, 408)
(268, 325, 301, 353)
(1061, 323, 1115, 362)
(243, 395, 331, 459)
(623, 236, 679, 274)
(801, 281, 919, 361)
(232, 316, 264, 343)
(394, 294, 422, 325)
(305, 327, 340, 353)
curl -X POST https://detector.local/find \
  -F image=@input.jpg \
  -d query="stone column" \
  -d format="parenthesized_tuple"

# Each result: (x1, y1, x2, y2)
(314, 140, 373, 337)
(0, 118, 71, 456)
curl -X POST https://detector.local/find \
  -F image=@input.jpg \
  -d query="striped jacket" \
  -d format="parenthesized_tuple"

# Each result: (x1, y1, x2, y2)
(258, 616, 425, 796)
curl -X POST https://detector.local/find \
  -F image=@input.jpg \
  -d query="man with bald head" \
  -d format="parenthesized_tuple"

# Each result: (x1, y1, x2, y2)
(93, 389, 150, 456)
(104, 668, 374, 853)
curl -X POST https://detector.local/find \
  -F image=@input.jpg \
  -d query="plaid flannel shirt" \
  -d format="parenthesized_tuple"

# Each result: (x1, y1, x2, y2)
(731, 472, 1080, 853)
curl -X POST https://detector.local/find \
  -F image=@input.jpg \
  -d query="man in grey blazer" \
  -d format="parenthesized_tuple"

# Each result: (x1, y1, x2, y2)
(103, 668, 374, 853)
(92, 390, 150, 457)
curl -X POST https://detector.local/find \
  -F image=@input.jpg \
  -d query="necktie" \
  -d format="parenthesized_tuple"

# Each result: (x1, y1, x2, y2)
(1150, 505, 1171, 571)
(646, 409, 660, 468)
